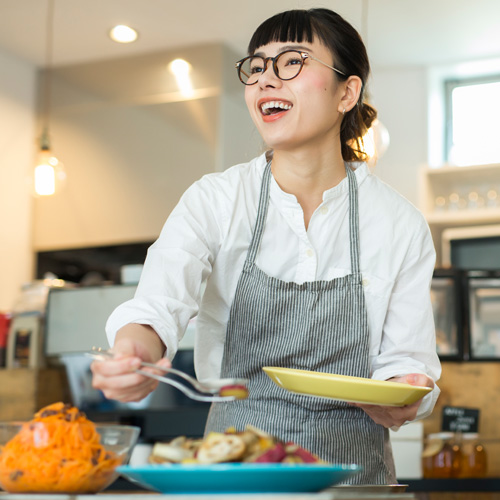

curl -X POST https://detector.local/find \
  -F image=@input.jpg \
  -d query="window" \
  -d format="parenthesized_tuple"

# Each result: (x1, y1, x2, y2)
(445, 76, 500, 166)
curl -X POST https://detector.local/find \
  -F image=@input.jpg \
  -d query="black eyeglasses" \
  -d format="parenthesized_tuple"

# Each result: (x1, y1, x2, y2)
(235, 49, 346, 85)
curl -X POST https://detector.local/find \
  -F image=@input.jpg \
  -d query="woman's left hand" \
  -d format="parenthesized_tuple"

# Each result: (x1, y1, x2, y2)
(350, 373, 435, 429)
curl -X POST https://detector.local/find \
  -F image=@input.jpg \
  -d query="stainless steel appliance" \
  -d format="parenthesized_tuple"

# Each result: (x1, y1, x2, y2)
(431, 269, 500, 361)
(466, 271, 500, 360)
(431, 269, 463, 360)
(44, 285, 199, 411)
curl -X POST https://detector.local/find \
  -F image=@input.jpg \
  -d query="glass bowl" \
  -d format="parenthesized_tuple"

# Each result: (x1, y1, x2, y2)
(0, 421, 140, 493)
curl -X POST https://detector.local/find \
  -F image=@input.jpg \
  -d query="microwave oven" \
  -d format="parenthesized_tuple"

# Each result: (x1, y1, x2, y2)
(432, 268, 500, 361)
(44, 285, 198, 411)
(441, 224, 500, 269)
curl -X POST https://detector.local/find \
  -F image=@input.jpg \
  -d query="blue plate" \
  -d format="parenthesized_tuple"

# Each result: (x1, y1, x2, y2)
(117, 463, 361, 494)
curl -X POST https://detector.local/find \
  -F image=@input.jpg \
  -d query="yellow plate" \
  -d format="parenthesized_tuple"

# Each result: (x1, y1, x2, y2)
(262, 367, 432, 407)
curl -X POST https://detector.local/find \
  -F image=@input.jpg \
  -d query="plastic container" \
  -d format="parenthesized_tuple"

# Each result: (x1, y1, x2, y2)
(0, 313, 11, 367)
(422, 432, 462, 478)
(459, 433, 487, 478)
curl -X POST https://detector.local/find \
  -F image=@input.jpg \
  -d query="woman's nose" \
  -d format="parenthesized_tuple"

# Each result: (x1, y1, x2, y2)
(258, 61, 282, 88)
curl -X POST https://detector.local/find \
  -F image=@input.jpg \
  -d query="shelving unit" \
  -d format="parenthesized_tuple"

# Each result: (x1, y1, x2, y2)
(418, 163, 500, 266)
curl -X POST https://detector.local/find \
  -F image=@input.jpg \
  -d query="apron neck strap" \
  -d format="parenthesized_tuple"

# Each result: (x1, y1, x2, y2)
(247, 161, 362, 275)
(246, 161, 273, 265)
(345, 165, 361, 275)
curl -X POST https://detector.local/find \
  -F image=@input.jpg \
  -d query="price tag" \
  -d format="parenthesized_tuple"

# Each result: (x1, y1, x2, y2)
(441, 406, 479, 432)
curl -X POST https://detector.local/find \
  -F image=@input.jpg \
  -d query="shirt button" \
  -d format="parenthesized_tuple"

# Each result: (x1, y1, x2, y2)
(362, 278, 369, 287)
(306, 248, 314, 258)
(320, 206, 329, 215)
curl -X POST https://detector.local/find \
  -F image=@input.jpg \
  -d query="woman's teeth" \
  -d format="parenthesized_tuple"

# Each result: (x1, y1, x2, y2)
(260, 101, 292, 115)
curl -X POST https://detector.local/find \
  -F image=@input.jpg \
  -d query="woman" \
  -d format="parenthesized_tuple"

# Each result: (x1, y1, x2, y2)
(91, 8, 441, 484)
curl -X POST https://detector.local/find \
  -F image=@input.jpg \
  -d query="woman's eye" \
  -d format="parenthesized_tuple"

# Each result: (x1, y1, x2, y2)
(284, 57, 302, 66)
(250, 66, 264, 74)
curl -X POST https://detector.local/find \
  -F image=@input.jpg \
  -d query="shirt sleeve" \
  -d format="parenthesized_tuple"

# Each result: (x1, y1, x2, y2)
(105, 176, 227, 360)
(371, 215, 441, 420)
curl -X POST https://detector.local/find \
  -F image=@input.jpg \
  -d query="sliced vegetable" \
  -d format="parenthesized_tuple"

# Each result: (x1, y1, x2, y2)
(0, 402, 121, 493)
(196, 433, 246, 464)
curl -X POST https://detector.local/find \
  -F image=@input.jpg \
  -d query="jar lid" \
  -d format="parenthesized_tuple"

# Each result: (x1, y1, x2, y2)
(463, 432, 479, 439)
(428, 432, 454, 439)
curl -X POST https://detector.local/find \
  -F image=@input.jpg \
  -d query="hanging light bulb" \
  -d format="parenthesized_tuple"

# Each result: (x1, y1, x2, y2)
(362, 119, 391, 168)
(34, 0, 66, 197)
(34, 128, 66, 196)
(359, 0, 390, 168)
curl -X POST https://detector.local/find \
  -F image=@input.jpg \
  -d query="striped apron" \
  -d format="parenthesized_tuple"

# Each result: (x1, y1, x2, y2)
(205, 161, 396, 484)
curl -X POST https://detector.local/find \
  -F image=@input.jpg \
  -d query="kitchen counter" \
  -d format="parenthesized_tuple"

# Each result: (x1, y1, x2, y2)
(400, 477, 500, 492)
(0, 492, 415, 500)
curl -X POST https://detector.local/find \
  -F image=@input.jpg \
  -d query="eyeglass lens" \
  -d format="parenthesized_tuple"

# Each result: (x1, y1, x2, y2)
(238, 50, 304, 85)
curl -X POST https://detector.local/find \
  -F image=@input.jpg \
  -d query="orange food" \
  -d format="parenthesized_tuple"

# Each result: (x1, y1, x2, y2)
(0, 402, 122, 493)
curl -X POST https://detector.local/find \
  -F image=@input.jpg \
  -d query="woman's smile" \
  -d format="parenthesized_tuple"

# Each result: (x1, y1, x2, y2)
(258, 98, 293, 122)
(245, 40, 344, 151)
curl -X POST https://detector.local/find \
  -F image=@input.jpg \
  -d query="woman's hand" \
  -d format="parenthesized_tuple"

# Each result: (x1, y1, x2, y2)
(350, 373, 434, 429)
(90, 326, 171, 403)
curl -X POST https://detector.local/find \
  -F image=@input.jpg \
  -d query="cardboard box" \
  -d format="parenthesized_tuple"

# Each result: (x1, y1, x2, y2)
(0, 367, 70, 420)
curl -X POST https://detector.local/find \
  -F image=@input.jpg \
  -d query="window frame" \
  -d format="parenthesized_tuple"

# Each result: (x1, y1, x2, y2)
(444, 74, 500, 164)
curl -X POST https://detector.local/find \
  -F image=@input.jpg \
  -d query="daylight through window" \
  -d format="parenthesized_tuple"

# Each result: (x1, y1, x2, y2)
(446, 78, 500, 166)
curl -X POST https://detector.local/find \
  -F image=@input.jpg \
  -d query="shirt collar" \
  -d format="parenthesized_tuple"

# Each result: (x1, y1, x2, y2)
(268, 160, 370, 208)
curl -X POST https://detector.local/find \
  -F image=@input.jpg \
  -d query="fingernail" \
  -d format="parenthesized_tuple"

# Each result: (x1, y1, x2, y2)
(128, 358, 141, 369)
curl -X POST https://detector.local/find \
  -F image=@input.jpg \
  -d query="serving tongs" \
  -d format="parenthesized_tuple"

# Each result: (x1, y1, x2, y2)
(86, 347, 249, 403)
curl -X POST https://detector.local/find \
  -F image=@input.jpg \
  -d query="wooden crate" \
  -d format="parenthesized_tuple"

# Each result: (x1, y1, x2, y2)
(423, 362, 500, 477)
(0, 367, 71, 421)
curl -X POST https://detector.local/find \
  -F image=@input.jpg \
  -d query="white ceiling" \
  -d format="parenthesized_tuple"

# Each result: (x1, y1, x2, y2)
(0, 0, 499, 69)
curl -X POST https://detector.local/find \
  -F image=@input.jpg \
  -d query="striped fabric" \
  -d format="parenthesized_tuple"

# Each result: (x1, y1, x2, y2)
(205, 162, 395, 484)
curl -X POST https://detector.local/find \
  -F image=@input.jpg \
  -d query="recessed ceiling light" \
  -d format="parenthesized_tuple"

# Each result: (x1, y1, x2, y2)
(169, 59, 191, 76)
(169, 58, 193, 97)
(109, 25, 138, 43)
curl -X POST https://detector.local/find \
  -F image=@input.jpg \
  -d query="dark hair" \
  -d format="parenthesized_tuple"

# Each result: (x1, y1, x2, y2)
(248, 8, 377, 162)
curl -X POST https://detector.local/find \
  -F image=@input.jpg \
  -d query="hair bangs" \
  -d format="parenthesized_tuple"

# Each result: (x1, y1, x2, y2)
(247, 10, 314, 55)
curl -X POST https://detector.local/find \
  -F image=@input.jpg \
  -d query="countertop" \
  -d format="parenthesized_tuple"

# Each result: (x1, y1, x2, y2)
(0, 493, 415, 500)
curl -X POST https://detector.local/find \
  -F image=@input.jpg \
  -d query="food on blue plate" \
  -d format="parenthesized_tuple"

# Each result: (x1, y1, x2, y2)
(149, 425, 325, 464)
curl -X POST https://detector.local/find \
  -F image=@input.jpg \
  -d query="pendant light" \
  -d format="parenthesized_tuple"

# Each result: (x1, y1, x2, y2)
(360, 0, 390, 168)
(34, 0, 66, 197)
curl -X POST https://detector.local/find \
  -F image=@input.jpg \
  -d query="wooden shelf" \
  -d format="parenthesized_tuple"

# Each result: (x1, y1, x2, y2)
(418, 163, 500, 266)
(426, 209, 500, 227)
(0, 367, 70, 420)
(419, 163, 500, 224)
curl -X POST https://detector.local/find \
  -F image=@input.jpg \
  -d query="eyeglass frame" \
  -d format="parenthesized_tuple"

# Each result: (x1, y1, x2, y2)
(235, 49, 347, 85)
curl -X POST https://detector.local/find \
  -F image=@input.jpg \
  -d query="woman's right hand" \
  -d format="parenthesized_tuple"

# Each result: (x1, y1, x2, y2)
(90, 333, 171, 403)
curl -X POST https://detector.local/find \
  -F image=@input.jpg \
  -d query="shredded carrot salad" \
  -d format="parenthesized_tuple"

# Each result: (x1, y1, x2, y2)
(0, 402, 123, 493)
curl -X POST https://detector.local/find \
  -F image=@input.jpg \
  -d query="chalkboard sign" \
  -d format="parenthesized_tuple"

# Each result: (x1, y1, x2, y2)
(442, 406, 479, 432)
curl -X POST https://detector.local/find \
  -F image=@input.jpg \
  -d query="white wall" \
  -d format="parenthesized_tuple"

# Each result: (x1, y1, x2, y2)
(0, 50, 37, 311)
(369, 66, 428, 207)
(32, 44, 263, 251)
(0, 45, 434, 310)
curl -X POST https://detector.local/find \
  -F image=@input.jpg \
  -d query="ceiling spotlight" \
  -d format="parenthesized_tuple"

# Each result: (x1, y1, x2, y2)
(109, 25, 138, 43)
(169, 58, 194, 97)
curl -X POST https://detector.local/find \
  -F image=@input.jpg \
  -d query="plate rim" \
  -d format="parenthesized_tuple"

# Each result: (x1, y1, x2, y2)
(262, 366, 432, 406)
(262, 366, 432, 392)
(117, 462, 363, 494)
(118, 462, 362, 472)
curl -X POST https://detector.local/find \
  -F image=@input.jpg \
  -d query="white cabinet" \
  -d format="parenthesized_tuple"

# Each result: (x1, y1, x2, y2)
(418, 163, 500, 266)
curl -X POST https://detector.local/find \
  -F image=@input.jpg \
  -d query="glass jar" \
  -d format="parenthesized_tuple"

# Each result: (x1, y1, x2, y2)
(422, 432, 462, 478)
(460, 433, 487, 478)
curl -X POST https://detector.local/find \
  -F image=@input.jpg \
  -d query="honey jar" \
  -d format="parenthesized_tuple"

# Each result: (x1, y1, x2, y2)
(459, 433, 487, 478)
(422, 432, 462, 478)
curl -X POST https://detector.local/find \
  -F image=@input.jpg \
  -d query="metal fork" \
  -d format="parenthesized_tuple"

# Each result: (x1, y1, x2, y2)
(86, 347, 248, 403)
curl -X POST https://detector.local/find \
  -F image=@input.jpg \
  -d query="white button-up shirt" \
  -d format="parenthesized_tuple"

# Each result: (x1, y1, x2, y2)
(107, 153, 441, 419)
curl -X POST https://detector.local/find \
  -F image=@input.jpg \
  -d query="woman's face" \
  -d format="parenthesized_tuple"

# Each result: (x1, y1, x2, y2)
(244, 38, 346, 153)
